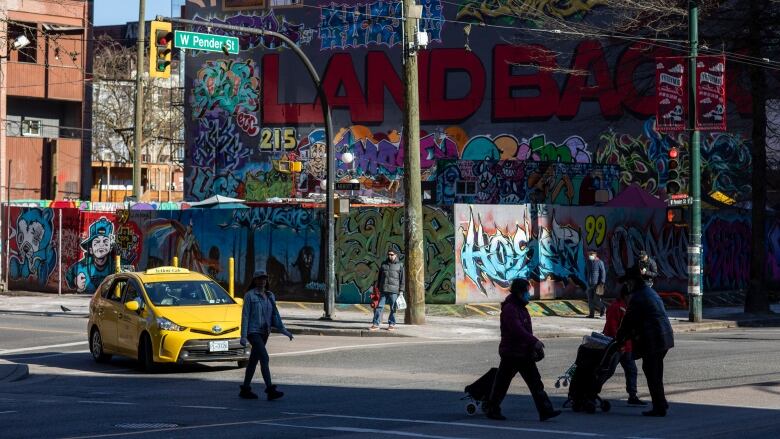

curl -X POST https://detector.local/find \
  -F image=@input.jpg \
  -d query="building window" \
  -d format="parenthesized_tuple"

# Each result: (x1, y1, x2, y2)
(21, 119, 42, 136)
(9, 23, 38, 63)
(456, 181, 476, 196)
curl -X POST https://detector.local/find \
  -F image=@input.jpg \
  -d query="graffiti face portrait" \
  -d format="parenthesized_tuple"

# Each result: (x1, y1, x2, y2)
(91, 235, 112, 260)
(17, 219, 45, 261)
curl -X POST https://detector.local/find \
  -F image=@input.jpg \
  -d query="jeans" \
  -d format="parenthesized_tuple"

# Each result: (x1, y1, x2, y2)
(243, 332, 271, 388)
(372, 293, 398, 326)
(619, 351, 638, 397)
(486, 356, 554, 416)
(641, 350, 668, 411)
(586, 286, 605, 316)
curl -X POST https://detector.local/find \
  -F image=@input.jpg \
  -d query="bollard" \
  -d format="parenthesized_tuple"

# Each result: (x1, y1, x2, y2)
(115, 255, 121, 273)
(228, 257, 235, 297)
(172, 256, 179, 267)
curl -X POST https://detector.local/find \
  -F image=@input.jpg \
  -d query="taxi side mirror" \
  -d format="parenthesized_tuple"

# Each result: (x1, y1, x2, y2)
(234, 297, 243, 306)
(125, 301, 140, 312)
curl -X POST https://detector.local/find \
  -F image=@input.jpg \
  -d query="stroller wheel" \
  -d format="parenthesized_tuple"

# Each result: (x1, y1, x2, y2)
(600, 400, 611, 412)
(563, 379, 569, 387)
(572, 401, 583, 412)
(465, 402, 477, 416)
(555, 380, 561, 389)
(584, 401, 597, 414)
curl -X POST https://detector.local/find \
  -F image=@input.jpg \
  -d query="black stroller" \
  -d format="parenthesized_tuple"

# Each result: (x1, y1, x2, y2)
(556, 332, 621, 413)
(462, 368, 498, 415)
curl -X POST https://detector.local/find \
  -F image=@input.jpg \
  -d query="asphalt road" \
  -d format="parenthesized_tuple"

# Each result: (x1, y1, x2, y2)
(1, 312, 779, 438)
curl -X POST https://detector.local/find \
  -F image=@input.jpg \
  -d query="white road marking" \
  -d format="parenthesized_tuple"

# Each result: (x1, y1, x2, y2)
(283, 412, 604, 437)
(270, 339, 477, 357)
(0, 325, 82, 335)
(15, 350, 89, 361)
(0, 410, 18, 414)
(260, 422, 473, 439)
(78, 401, 136, 406)
(179, 405, 231, 410)
(0, 341, 87, 355)
(57, 415, 316, 439)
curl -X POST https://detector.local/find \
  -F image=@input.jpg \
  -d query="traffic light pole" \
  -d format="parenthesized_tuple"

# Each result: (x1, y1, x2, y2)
(133, 0, 145, 200)
(156, 16, 337, 319)
(688, 0, 703, 322)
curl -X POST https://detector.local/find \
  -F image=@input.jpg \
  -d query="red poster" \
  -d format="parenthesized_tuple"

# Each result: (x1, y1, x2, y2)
(695, 55, 727, 131)
(656, 57, 687, 132)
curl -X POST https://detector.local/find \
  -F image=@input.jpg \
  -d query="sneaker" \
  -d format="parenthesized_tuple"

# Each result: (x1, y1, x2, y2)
(628, 396, 648, 406)
(265, 385, 284, 401)
(540, 410, 562, 422)
(239, 385, 258, 399)
(369, 325, 379, 331)
(486, 410, 507, 421)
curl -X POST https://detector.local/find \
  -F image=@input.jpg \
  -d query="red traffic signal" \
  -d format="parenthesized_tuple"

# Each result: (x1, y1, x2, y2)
(669, 146, 679, 159)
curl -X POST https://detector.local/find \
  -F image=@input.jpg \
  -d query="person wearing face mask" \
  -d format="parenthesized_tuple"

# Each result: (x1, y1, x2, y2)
(370, 249, 405, 331)
(615, 265, 674, 417)
(637, 250, 659, 287)
(484, 278, 561, 422)
(585, 250, 607, 318)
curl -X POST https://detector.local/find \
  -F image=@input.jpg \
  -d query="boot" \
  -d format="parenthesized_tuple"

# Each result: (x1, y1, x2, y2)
(533, 391, 562, 421)
(239, 385, 258, 399)
(265, 385, 284, 401)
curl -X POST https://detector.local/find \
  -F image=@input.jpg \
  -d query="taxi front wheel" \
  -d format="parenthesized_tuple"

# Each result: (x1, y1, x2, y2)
(90, 328, 112, 363)
(137, 334, 158, 372)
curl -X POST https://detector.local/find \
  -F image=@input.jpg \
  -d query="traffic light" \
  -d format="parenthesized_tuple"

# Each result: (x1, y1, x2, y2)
(666, 207, 686, 225)
(149, 21, 173, 79)
(666, 146, 680, 195)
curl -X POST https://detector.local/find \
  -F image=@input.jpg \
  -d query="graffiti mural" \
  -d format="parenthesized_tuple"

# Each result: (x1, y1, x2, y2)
(457, 0, 606, 23)
(191, 58, 260, 118)
(8, 208, 58, 287)
(454, 204, 689, 303)
(65, 216, 116, 293)
(319, 0, 443, 50)
(192, 11, 313, 50)
(335, 206, 455, 304)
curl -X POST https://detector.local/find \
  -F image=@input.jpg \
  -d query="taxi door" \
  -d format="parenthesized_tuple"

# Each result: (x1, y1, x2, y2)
(117, 280, 146, 356)
(99, 277, 128, 351)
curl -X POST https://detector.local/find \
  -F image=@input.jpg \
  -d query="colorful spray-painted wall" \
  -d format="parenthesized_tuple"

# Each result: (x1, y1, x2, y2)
(182, 2, 754, 204)
(3, 207, 121, 294)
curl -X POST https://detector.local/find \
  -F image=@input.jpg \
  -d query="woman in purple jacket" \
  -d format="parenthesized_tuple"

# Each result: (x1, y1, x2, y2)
(484, 278, 561, 421)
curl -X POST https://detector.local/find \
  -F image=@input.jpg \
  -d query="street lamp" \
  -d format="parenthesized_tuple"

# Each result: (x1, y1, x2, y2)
(156, 16, 337, 319)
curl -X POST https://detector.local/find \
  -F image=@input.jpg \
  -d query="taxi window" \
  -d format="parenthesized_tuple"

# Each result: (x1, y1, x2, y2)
(144, 280, 235, 306)
(108, 279, 127, 303)
(123, 282, 141, 304)
(99, 280, 112, 299)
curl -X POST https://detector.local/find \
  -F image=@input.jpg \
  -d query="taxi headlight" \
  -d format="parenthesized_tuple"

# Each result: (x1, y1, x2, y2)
(157, 317, 185, 331)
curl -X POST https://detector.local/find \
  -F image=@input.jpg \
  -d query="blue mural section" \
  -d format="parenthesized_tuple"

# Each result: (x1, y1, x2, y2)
(9, 208, 58, 287)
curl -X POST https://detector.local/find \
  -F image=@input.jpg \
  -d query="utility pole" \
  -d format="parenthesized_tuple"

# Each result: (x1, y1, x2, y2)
(133, 0, 146, 199)
(402, 1, 426, 325)
(688, 0, 703, 322)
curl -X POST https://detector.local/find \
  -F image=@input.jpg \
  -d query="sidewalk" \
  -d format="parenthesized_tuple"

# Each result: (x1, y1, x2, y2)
(1, 292, 779, 340)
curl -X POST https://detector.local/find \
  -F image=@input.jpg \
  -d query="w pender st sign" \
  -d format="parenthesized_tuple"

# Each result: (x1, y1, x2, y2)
(174, 30, 239, 54)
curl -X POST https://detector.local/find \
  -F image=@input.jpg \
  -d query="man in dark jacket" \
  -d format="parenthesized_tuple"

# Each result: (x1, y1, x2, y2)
(484, 278, 561, 422)
(616, 265, 675, 417)
(370, 249, 404, 331)
(638, 250, 659, 287)
(585, 249, 607, 318)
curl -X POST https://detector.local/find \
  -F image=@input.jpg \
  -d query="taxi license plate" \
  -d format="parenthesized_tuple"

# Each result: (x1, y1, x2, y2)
(209, 340, 229, 352)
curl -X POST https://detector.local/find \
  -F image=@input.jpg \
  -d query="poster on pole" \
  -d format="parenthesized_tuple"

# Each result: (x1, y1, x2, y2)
(695, 55, 727, 131)
(655, 57, 687, 132)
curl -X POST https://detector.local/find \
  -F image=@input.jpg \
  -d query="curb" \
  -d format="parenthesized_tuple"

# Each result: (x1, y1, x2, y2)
(0, 361, 29, 384)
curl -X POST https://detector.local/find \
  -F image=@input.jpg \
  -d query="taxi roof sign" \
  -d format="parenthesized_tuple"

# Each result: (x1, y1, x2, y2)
(145, 267, 190, 275)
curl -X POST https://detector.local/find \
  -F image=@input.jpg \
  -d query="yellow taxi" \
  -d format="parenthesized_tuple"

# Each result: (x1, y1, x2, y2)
(87, 266, 249, 370)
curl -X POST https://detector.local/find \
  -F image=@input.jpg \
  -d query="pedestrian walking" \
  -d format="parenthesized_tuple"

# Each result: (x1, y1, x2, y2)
(637, 250, 659, 287)
(603, 284, 647, 406)
(615, 265, 674, 417)
(585, 249, 606, 318)
(484, 278, 561, 422)
(239, 269, 294, 400)
(370, 249, 404, 331)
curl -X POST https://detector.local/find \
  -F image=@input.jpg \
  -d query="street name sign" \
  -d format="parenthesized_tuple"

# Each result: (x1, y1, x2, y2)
(174, 30, 238, 54)
(667, 196, 693, 206)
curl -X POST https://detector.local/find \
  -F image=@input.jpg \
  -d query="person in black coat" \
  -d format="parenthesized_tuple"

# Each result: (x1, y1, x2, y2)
(638, 250, 659, 287)
(615, 265, 675, 417)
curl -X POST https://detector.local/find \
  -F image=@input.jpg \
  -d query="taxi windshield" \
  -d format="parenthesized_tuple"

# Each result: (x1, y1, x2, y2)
(144, 280, 235, 306)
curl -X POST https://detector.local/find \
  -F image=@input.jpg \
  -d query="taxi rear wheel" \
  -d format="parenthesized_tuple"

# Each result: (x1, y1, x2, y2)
(137, 334, 157, 372)
(90, 328, 112, 363)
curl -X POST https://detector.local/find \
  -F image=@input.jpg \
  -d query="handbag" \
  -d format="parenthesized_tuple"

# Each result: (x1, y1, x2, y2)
(395, 293, 407, 310)
(370, 286, 380, 309)
(595, 284, 605, 296)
